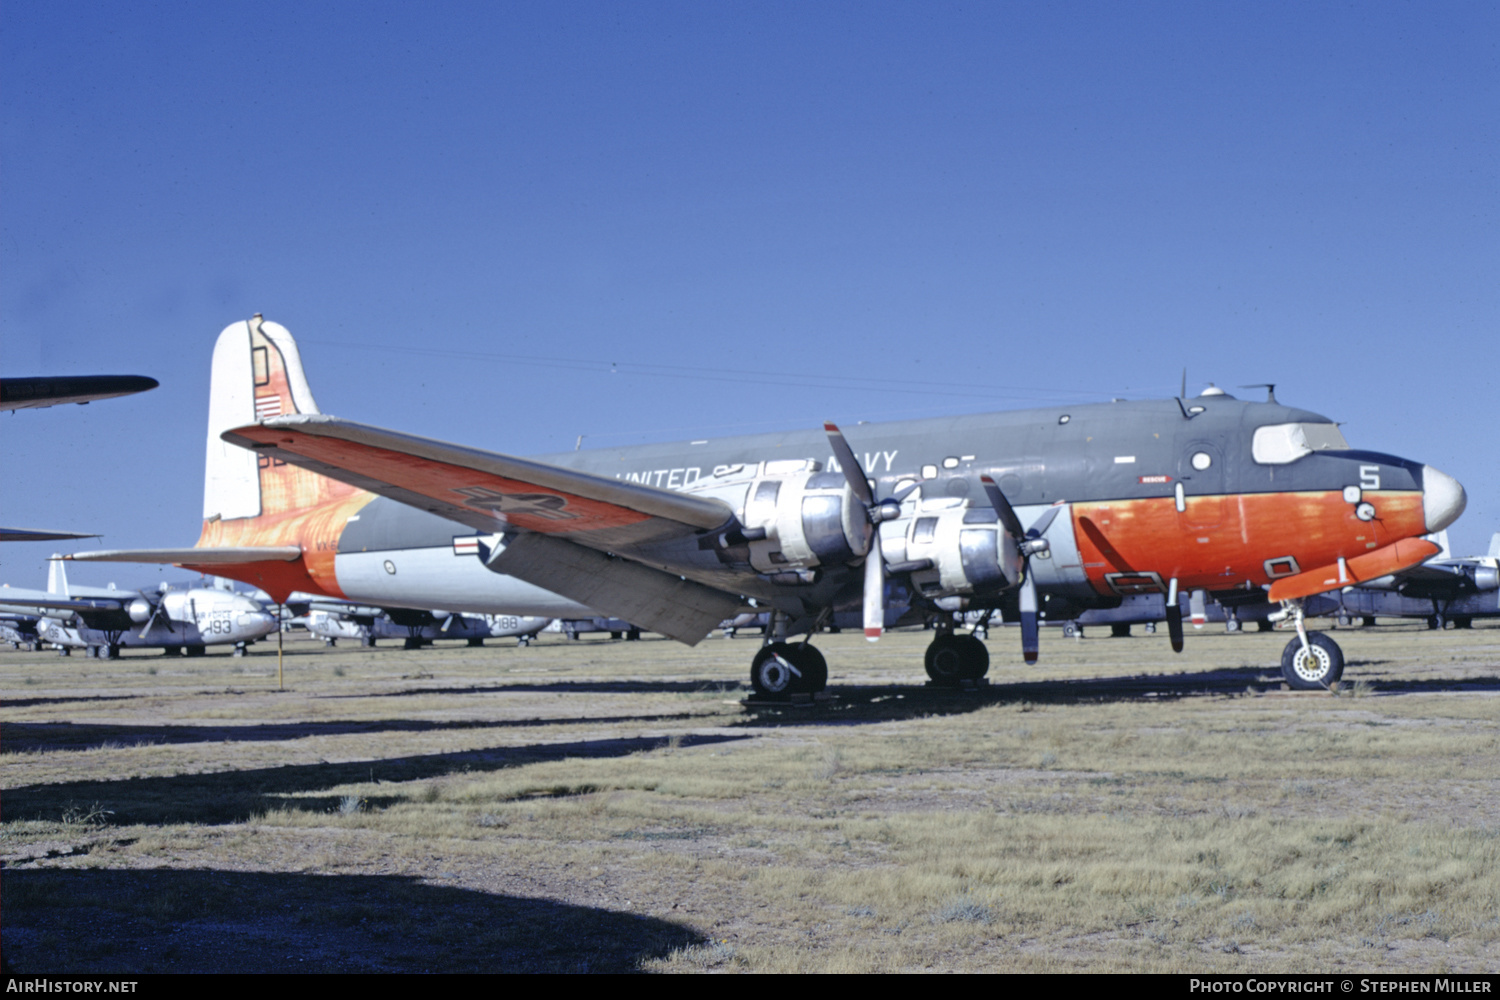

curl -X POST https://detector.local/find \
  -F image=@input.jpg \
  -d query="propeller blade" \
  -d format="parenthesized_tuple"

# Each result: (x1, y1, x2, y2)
(824, 422, 875, 505)
(864, 531, 884, 641)
(1019, 572, 1039, 664)
(825, 422, 887, 641)
(1026, 502, 1065, 539)
(979, 476, 1026, 540)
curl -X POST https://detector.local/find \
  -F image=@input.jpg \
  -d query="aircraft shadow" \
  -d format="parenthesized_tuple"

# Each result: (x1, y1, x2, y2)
(1, 867, 705, 973)
(739, 665, 1500, 725)
(319, 679, 748, 699)
(5, 709, 719, 753)
(4, 732, 751, 827)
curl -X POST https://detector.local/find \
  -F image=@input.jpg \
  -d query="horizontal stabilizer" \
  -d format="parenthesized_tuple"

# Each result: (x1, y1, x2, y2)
(224, 414, 734, 550)
(66, 547, 304, 565)
(488, 533, 743, 645)
(1268, 538, 1442, 602)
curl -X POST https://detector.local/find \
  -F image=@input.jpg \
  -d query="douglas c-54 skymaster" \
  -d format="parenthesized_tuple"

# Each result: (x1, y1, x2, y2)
(72, 317, 1467, 693)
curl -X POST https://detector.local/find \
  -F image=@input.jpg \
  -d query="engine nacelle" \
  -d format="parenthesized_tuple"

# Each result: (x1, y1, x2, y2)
(739, 463, 871, 575)
(896, 507, 1024, 598)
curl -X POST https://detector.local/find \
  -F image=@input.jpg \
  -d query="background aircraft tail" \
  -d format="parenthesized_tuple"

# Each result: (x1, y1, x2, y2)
(47, 554, 69, 596)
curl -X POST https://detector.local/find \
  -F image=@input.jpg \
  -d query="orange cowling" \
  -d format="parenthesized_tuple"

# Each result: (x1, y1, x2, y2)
(1267, 537, 1442, 603)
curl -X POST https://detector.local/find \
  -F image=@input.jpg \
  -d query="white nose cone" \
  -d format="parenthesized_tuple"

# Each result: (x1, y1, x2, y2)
(1422, 465, 1467, 532)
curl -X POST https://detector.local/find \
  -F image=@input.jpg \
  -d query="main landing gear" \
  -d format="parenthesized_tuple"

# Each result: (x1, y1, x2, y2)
(924, 629, 989, 685)
(750, 642, 827, 697)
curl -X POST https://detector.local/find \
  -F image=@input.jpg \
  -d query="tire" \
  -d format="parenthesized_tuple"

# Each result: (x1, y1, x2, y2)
(1280, 631, 1345, 690)
(1111, 623, 1131, 638)
(924, 633, 987, 684)
(750, 642, 825, 697)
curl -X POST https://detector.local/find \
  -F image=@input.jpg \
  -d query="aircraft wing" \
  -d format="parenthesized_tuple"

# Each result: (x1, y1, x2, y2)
(226, 415, 735, 548)
(0, 589, 128, 621)
(67, 547, 304, 565)
(0, 375, 159, 411)
(222, 415, 745, 644)
(0, 528, 102, 543)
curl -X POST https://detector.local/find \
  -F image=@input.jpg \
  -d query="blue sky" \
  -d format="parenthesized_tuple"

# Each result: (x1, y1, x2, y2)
(3, 1, 1496, 587)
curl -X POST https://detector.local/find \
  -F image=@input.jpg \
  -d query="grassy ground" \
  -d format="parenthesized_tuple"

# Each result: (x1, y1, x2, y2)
(3, 620, 1498, 973)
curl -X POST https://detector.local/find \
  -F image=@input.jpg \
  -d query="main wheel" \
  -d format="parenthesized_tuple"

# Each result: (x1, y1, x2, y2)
(924, 633, 988, 684)
(750, 642, 826, 697)
(1111, 623, 1131, 638)
(1280, 631, 1345, 690)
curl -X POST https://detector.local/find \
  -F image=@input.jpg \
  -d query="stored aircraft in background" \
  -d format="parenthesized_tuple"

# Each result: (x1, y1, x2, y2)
(1330, 531, 1498, 630)
(1, 374, 158, 411)
(71, 317, 1466, 693)
(294, 596, 551, 648)
(0, 559, 277, 658)
(2, 373, 157, 542)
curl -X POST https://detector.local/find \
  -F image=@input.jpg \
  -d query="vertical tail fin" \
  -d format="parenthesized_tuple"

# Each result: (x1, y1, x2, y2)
(47, 554, 69, 596)
(198, 316, 365, 558)
(204, 315, 324, 522)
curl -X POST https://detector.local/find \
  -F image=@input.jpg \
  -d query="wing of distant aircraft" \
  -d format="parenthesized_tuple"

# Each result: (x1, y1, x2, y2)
(0, 528, 100, 543)
(0, 375, 158, 411)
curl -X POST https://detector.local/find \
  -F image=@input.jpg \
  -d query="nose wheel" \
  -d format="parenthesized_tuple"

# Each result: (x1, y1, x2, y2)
(1280, 631, 1345, 690)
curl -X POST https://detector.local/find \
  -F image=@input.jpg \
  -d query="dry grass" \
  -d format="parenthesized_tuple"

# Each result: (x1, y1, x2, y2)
(3, 621, 1498, 972)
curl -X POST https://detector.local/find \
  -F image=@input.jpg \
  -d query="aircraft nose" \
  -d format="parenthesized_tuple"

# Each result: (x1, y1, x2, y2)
(1421, 465, 1467, 532)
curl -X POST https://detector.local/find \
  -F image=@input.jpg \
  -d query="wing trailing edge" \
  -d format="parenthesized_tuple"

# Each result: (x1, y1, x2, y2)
(485, 533, 743, 645)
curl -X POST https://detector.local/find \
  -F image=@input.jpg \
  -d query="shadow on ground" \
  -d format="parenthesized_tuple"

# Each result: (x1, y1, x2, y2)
(4, 733, 751, 826)
(737, 667, 1500, 725)
(4, 708, 719, 752)
(1, 867, 704, 973)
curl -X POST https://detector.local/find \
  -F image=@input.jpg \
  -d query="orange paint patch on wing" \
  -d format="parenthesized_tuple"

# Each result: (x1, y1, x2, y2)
(1070, 491, 1426, 596)
(241, 428, 651, 534)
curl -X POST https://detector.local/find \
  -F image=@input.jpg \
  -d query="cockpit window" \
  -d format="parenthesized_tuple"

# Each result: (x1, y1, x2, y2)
(1251, 423, 1350, 464)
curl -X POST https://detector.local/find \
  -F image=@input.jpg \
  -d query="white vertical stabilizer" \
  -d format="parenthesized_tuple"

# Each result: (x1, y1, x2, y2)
(202, 316, 321, 522)
(47, 555, 69, 596)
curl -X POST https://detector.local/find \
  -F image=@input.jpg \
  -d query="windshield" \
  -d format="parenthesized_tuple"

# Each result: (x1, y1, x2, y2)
(1251, 423, 1350, 465)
